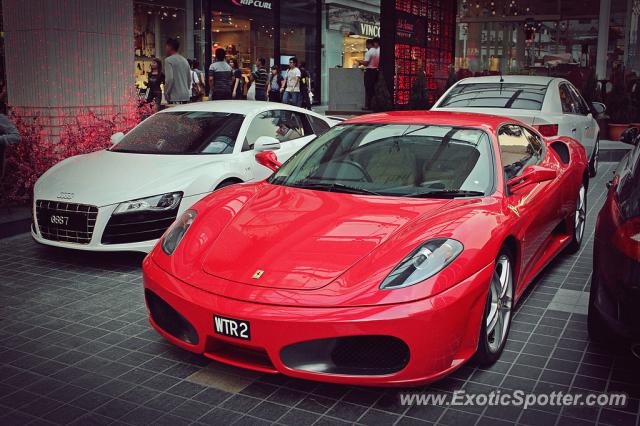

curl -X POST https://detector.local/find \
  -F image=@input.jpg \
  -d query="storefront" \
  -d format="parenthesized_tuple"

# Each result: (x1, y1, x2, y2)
(455, 0, 630, 82)
(321, 0, 381, 105)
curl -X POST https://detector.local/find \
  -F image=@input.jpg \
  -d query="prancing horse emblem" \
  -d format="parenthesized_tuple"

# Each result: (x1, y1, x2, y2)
(252, 270, 264, 279)
(507, 204, 520, 218)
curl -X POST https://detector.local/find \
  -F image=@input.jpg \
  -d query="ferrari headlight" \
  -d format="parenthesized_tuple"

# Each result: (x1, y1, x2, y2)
(380, 238, 463, 290)
(113, 192, 182, 215)
(161, 210, 197, 256)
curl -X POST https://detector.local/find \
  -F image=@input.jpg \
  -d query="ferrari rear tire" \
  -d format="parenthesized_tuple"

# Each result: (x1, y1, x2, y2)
(566, 183, 587, 254)
(587, 273, 610, 344)
(476, 248, 514, 366)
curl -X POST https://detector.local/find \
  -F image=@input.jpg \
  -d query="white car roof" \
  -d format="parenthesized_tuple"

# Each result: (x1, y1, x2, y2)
(158, 100, 321, 117)
(455, 75, 559, 86)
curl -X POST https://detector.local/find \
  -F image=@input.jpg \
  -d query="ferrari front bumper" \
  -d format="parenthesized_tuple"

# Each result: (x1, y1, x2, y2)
(143, 257, 493, 387)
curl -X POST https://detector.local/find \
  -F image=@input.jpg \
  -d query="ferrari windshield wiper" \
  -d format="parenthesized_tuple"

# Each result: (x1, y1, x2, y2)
(405, 189, 485, 199)
(292, 182, 381, 196)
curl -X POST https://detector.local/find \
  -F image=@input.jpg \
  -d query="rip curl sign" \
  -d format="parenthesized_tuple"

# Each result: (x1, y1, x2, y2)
(232, 0, 272, 9)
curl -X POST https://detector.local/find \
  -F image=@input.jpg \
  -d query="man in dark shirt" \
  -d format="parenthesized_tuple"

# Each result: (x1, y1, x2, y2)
(252, 58, 269, 101)
(0, 114, 20, 180)
(208, 48, 233, 101)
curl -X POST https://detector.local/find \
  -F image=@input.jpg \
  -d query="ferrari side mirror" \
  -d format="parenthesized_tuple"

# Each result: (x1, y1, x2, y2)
(255, 151, 281, 172)
(620, 127, 639, 145)
(507, 165, 557, 192)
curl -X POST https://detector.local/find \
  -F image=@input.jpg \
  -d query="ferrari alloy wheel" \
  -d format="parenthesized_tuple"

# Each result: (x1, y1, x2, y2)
(567, 183, 587, 253)
(589, 140, 599, 177)
(476, 249, 514, 365)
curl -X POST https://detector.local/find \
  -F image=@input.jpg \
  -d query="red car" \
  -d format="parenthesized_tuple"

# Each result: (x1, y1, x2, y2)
(143, 111, 588, 386)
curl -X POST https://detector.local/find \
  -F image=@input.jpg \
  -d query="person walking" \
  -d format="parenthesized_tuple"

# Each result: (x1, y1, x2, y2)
(208, 48, 233, 101)
(252, 58, 269, 101)
(299, 62, 312, 110)
(0, 114, 20, 182)
(230, 59, 244, 100)
(163, 38, 191, 104)
(268, 66, 283, 102)
(359, 37, 380, 110)
(281, 57, 301, 106)
(145, 58, 164, 111)
(190, 59, 205, 102)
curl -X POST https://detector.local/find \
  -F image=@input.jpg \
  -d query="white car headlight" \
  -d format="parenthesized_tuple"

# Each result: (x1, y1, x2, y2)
(380, 238, 463, 290)
(161, 210, 197, 256)
(113, 192, 182, 215)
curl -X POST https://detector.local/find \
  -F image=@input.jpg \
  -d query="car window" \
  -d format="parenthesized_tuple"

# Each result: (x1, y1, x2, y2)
(567, 84, 591, 115)
(438, 83, 547, 110)
(112, 112, 244, 154)
(308, 115, 330, 136)
(244, 110, 309, 150)
(559, 84, 579, 114)
(498, 124, 543, 180)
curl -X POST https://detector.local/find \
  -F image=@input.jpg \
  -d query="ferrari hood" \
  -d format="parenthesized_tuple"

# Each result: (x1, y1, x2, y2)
(201, 184, 452, 290)
(35, 150, 229, 206)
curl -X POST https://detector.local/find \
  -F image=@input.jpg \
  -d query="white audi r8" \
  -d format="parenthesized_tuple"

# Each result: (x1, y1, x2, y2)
(432, 75, 604, 177)
(32, 101, 337, 252)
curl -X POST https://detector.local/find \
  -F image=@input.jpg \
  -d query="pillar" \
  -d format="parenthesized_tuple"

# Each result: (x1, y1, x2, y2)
(2, 0, 134, 137)
(596, 0, 611, 79)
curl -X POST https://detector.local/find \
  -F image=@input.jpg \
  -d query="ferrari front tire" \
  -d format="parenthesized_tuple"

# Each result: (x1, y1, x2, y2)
(566, 183, 587, 254)
(476, 248, 514, 366)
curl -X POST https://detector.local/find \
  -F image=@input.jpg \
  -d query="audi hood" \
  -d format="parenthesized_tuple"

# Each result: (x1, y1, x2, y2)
(34, 150, 232, 206)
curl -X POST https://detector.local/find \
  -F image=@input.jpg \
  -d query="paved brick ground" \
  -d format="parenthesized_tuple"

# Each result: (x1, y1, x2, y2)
(0, 162, 639, 426)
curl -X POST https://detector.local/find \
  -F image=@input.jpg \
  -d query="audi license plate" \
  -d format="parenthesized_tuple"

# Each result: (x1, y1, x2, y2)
(42, 210, 85, 232)
(214, 315, 250, 340)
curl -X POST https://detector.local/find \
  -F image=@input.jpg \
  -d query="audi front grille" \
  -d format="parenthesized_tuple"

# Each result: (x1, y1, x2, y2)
(35, 200, 98, 244)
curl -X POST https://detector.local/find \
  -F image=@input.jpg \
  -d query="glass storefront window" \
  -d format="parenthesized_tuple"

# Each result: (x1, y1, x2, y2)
(281, 0, 318, 95)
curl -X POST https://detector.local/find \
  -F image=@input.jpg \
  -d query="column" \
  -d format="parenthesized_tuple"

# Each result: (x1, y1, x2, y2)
(596, 0, 611, 79)
(2, 0, 134, 137)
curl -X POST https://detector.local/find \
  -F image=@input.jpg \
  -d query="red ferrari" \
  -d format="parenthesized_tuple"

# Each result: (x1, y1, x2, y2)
(143, 111, 588, 386)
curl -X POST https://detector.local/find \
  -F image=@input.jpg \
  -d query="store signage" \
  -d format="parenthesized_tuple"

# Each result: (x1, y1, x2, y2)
(359, 22, 380, 37)
(232, 0, 272, 10)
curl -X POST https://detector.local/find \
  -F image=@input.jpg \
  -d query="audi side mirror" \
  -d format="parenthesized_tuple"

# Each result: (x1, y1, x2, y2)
(254, 136, 281, 152)
(591, 101, 606, 115)
(110, 132, 125, 145)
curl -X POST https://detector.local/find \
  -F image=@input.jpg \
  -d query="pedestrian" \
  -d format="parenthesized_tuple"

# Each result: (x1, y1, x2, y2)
(359, 37, 380, 110)
(252, 58, 269, 101)
(208, 48, 233, 101)
(145, 58, 164, 112)
(0, 113, 20, 182)
(230, 59, 244, 100)
(163, 38, 191, 104)
(281, 57, 301, 106)
(299, 62, 312, 110)
(190, 59, 205, 102)
(268, 66, 283, 102)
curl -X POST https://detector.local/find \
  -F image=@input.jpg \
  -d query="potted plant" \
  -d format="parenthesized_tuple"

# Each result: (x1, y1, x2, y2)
(606, 79, 633, 141)
(371, 70, 393, 112)
(408, 69, 429, 110)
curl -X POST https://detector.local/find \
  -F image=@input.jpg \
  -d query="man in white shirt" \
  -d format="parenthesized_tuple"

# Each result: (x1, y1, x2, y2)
(359, 37, 380, 110)
(281, 57, 301, 107)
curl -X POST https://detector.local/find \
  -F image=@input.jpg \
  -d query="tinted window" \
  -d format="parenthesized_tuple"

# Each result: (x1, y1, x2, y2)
(439, 83, 547, 110)
(559, 84, 579, 114)
(498, 124, 544, 179)
(112, 112, 243, 154)
(269, 124, 494, 197)
(308, 115, 330, 136)
(244, 110, 308, 150)
(567, 84, 591, 115)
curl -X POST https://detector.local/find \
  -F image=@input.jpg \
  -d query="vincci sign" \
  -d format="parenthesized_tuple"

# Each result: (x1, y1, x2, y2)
(232, 0, 272, 9)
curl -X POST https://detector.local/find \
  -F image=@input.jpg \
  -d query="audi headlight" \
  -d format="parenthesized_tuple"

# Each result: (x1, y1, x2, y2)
(380, 238, 463, 290)
(161, 210, 197, 256)
(113, 192, 182, 215)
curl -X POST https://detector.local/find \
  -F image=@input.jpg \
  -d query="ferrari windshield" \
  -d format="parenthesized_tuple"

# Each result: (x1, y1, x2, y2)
(269, 124, 494, 198)
(111, 111, 244, 154)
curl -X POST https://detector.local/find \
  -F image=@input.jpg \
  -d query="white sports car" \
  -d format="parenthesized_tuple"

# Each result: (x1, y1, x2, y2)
(431, 75, 604, 176)
(32, 101, 337, 252)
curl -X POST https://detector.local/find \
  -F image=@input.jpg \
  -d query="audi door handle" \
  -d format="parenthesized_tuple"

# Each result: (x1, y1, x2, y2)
(571, 128, 577, 132)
